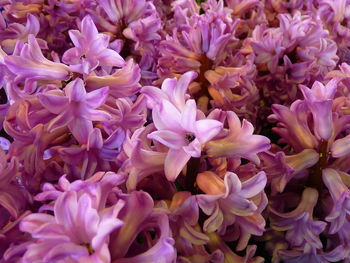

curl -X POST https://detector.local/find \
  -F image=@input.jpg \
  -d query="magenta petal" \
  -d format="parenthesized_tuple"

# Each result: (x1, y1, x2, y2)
(68, 118, 93, 144)
(38, 93, 69, 114)
(164, 148, 191, 181)
(240, 171, 267, 198)
(98, 48, 125, 67)
(91, 200, 124, 250)
(44, 242, 89, 260)
(85, 86, 109, 108)
(48, 110, 74, 131)
(54, 192, 78, 231)
(65, 78, 87, 102)
(20, 213, 55, 233)
(87, 128, 104, 150)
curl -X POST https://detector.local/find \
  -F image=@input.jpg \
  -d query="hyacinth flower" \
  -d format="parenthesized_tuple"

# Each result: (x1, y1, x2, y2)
(158, 11, 239, 82)
(142, 71, 198, 111)
(206, 111, 270, 164)
(38, 78, 111, 144)
(96, 0, 161, 76)
(322, 168, 350, 234)
(109, 191, 176, 262)
(270, 188, 327, 251)
(62, 15, 125, 75)
(35, 171, 126, 212)
(277, 244, 346, 263)
(58, 128, 124, 179)
(250, 11, 338, 104)
(0, 148, 28, 226)
(299, 78, 339, 141)
(20, 191, 125, 263)
(101, 96, 146, 137)
(160, 191, 212, 259)
(122, 126, 168, 190)
(317, 0, 350, 50)
(196, 171, 267, 250)
(268, 101, 319, 151)
(0, 13, 46, 54)
(261, 149, 319, 193)
(86, 59, 141, 99)
(4, 34, 70, 82)
(146, 98, 223, 181)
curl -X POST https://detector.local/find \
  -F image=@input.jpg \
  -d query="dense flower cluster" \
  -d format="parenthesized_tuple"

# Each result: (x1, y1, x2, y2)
(1, 0, 350, 262)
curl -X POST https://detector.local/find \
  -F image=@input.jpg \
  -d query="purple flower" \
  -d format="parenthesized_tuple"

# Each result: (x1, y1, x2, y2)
(269, 101, 318, 151)
(299, 78, 339, 140)
(38, 78, 110, 144)
(0, 149, 27, 224)
(86, 59, 141, 99)
(62, 15, 124, 74)
(270, 188, 326, 249)
(278, 244, 346, 263)
(0, 13, 46, 54)
(34, 171, 125, 212)
(112, 214, 176, 263)
(196, 171, 267, 248)
(4, 34, 69, 82)
(322, 168, 350, 233)
(250, 25, 285, 73)
(58, 127, 124, 179)
(123, 127, 167, 190)
(109, 191, 176, 262)
(148, 99, 223, 181)
(331, 133, 350, 158)
(206, 111, 270, 165)
(20, 191, 125, 263)
(141, 71, 198, 111)
(261, 149, 319, 193)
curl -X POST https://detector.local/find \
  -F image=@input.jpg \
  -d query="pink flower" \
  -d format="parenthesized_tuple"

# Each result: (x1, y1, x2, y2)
(261, 149, 319, 193)
(148, 99, 223, 181)
(62, 15, 124, 74)
(322, 168, 350, 234)
(270, 188, 326, 249)
(0, 13, 46, 54)
(58, 128, 124, 179)
(4, 34, 69, 82)
(141, 71, 198, 111)
(196, 171, 267, 249)
(206, 111, 270, 165)
(86, 59, 141, 99)
(299, 78, 339, 140)
(20, 191, 125, 263)
(38, 78, 110, 144)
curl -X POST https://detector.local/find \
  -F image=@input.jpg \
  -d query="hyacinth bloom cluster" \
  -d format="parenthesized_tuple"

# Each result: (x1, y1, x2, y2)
(2, 0, 350, 263)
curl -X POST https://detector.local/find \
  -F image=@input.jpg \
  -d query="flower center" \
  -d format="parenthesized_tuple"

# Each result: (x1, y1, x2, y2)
(185, 133, 196, 143)
(81, 242, 94, 255)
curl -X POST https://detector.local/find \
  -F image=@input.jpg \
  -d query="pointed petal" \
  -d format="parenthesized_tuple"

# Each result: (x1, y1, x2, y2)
(164, 148, 191, 181)
(65, 78, 87, 102)
(148, 130, 185, 149)
(181, 99, 196, 132)
(195, 119, 223, 144)
(85, 86, 109, 108)
(38, 93, 69, 114)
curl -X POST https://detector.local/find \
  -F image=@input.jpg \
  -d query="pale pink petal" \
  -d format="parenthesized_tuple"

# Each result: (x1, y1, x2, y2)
(65, 78, 87, 102)
(164, 148, 191, 181)
(195, 119, 223, 144)
(148, 130, 185, 149)
(181, 99, 197, 132)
